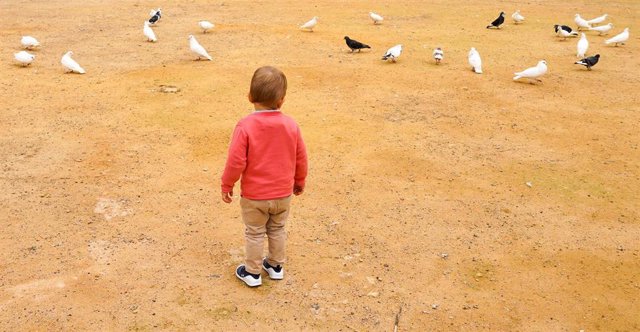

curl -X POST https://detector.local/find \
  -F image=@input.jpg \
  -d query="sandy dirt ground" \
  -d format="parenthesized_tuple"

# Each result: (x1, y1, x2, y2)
(1, 0, 639, 330)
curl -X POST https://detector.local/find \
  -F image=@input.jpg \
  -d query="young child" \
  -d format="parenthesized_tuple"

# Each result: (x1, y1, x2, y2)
(221, 66, 308, 287)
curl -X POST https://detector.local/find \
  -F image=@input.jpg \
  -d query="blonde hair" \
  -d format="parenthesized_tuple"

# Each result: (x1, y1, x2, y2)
(249, 66, 287, 109)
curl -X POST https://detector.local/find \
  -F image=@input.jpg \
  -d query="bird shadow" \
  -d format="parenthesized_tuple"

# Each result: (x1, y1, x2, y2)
(572, 67, 598, 73)
(513, 79, 542, 85)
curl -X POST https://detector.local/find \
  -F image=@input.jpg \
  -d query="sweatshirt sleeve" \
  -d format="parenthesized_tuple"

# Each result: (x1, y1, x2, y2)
(294, 126, 308, 188)
(221, 124, 248, 193)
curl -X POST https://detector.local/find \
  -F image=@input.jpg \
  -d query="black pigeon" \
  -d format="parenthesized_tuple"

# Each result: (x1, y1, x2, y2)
(486, 12, 505, 29)
(344, 36, 371, 52)
(575, 54, 600, 70)
(149, 14, 160, 24)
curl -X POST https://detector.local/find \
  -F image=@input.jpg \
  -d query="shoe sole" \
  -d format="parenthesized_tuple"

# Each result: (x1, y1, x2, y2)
(236, 268, 262, 287)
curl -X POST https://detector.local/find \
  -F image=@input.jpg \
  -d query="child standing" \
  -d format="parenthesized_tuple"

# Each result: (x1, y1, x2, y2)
(221, 66, 308, 287)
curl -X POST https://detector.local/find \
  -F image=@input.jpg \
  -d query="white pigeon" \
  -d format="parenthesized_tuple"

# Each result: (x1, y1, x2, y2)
(468, 47, 482, 74)
(589, 23, 613, 35)
(14, 51, 35, 66)
(21, 36, 40, 49)
(381, 44, 402, 63)
(199, 20, 215, 33)
(587, 14, 607, 26)
(300, 16, 318, 31)
(143, 21, 157, 42)
(605, 28, 629, 46)
(61, 51, 85, 74)
(188, 35, 212, 60)
(433, 47, 444, 64)
(574, 14, 592, 30)
(513, 60, 547, 82)
(369, 12, 384, 24)
(577, 33, 589, 57)
(512, 10, 525, 24)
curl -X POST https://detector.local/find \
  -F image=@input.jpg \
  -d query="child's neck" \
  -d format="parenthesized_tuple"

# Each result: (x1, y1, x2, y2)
(253, 103, 281, 112)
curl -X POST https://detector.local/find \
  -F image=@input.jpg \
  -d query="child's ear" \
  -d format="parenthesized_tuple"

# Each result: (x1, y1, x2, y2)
(276, 97, 285, 109)
(247, 93, 254, 103)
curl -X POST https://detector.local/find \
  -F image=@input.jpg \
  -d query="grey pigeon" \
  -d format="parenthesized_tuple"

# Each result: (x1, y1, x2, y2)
(344, 36, 371, 52)
(575, 54, 600, 70)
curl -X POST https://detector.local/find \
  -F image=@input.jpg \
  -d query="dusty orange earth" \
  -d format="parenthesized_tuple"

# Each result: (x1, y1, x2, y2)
(1, 0, 639, 330)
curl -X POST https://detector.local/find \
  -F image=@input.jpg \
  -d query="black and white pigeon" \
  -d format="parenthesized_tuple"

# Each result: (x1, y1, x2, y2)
(486, 12, 505, 29)
(554, 24, 574, 34)
(555, 24, 578, 39)
(575, 54, 600, 70)
(148, 8, 161, 25)
(344, 36, 370, 52)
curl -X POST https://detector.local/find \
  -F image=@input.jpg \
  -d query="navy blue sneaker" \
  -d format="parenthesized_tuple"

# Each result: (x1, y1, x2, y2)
(236, 265, 262, 287)
(262, 259, 284, 280)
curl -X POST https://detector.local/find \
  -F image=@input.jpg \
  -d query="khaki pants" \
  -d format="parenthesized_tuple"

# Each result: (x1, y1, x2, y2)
(240, 195, 292, 274)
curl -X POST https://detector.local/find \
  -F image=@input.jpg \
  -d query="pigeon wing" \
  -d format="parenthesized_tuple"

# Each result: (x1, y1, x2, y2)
(469, 52, 482, 72)
(301, 18, 316, 29)
(515, 66, 539, 78)
(62, 55, 85, 73)
(144, 25, 157, 41)
(191, 40, 212, 59)
(347, 39, 366, 49)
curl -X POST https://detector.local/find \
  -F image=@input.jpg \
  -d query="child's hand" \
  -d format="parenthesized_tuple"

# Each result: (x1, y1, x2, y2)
(293, 185, 304, 196)
(221, 191, 233, 203)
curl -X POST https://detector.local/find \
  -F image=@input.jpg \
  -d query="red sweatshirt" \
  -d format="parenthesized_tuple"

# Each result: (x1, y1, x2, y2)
(221, 111, 308, 200)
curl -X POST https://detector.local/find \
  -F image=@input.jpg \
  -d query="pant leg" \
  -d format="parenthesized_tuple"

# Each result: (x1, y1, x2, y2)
(265, 195, 292, 267)
(240, 197, 270, 274)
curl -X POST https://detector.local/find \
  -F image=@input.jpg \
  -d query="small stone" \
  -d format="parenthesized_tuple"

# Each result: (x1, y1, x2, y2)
(159, 85, 180, 93)
(617, 245, 624, 251)
(431, 303, 439, 309)
(440, 253, 449, 259)
(475, 272, 483, 278)
(367, 291, 379, 297)
(526, 182, 533, 188)
(310, 303, 320, 314)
